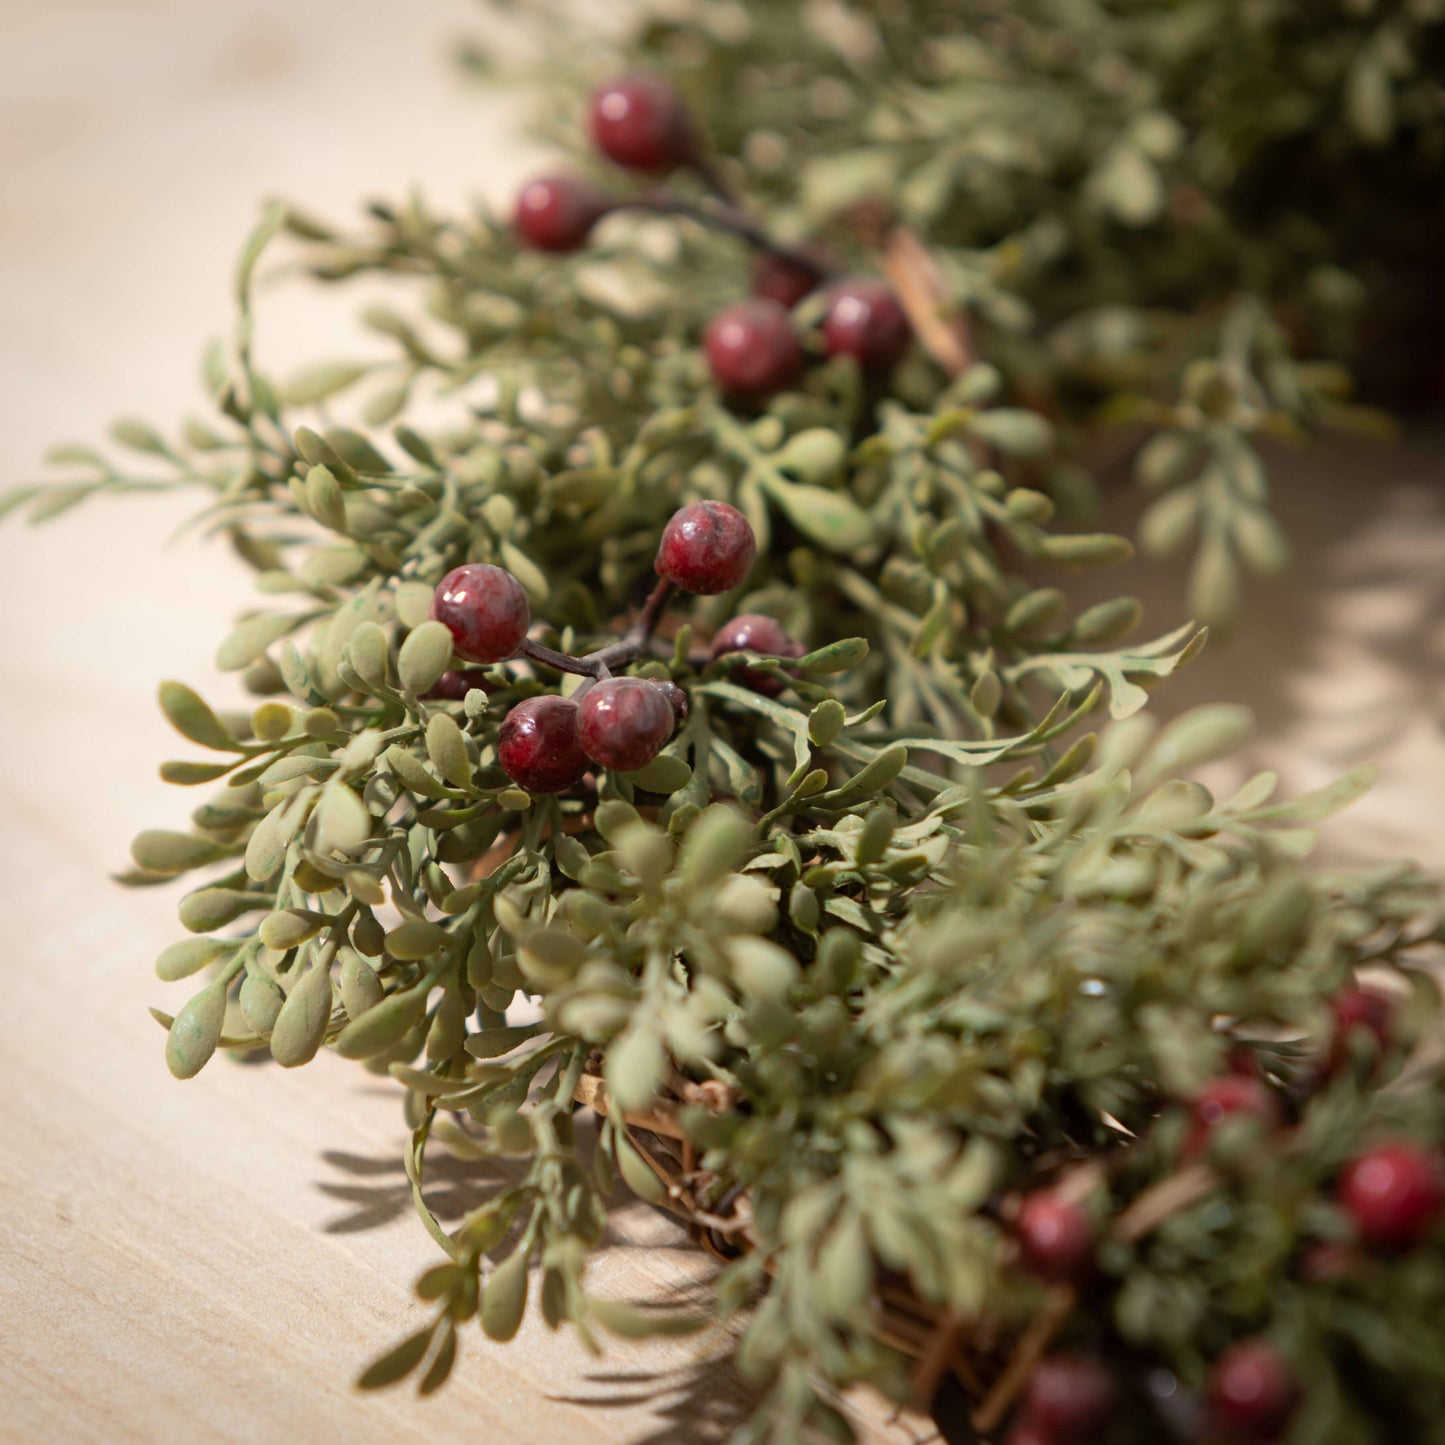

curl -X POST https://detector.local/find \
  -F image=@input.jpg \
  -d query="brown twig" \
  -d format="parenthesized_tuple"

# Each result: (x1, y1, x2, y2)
(882, 227, 976, 380)
(1112, 1163, 1217, 1243)
(970, 1285, 1076, 1435)
(521, 577, 676, 680)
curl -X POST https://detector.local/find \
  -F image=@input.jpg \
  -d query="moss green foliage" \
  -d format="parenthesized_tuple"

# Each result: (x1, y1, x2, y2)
(8, 4, 1445, 1440)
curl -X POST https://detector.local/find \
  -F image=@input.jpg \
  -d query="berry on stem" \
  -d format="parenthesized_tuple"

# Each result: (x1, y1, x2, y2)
(752, 251, 819, 309)
(588, 74, 696, 174)
(821, 279, 911, 373)
(1210, 1339, 1298, 1440)
(424, 668, 496, 702)
(1337, 1140, 1444, 1251)
(709, 613, 803, 697)
(1016, 1190, 1096, 1283)
(1020, 1354, 1116, 1440)
(578, 677, 678, 773)
(498, 695, 589, 794)
(1184, 1075, 1283, 1158)
(514, 174, 610, 253)
(1324, 986, 1394, 1077)
(705, 298, 806, 399)
(430, 564, 531, 664)
(656, 500, 757, 595)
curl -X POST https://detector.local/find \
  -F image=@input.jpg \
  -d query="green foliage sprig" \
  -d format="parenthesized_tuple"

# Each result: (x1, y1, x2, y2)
(10, 15, 1445, 1443)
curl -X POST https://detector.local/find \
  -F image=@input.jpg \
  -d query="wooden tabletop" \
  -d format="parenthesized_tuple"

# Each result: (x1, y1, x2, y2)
(1, 3, 1442, 1441)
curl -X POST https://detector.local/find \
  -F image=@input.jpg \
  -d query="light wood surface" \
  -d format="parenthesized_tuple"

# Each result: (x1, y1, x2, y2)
(0, 5, 1441, 1443)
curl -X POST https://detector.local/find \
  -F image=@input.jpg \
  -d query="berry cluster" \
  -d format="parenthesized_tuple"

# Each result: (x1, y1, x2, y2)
(999, 980, 1443, 1443)
(425, 500, 800, 795)
(511, 74, 913, 399)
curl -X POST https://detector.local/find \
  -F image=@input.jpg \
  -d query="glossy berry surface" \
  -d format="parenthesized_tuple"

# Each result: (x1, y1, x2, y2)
(821, 279, 911, 373)
(751, 251, 819, 309)
(1017, 1191, 1096, 1283)
(656, 500, 757, 595)
(1338, 1140, 1444, 1250)
(588, 74, 695, 173)
(1210, 1339, 1298, 1440)
(1021, 1354, 1116, 1440)
(1184, 1075, 1282, 1157)
(497, 695, 589, 794)
(514, 174, 610, 252)
(578, 678, 678, 773)
(430, 564, 531, 664)
(709, 613, 803, 697)
(704, 298, 806, 399)
(424, 668, 496, 702)
(1325, 986, 1394, 1076)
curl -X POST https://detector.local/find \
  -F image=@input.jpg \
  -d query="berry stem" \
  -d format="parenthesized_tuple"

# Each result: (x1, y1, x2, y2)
(622, 190, 833, 283)
(520, 578, 676, 679)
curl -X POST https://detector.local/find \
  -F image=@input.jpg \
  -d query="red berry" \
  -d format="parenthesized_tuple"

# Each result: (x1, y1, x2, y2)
(588, 74, 695, 174)
(430, 564, 531, 664)
(705, 298, 806, 399)
(1017, 1192, 1096, 1283)
(1338, 1140, 1444, 1251)
(751, 251, 819, 309)
(709, 613, 803, 697)
(656, 500, 757, 595)
(1021, 1354, 1116, 1440)
(514, 174, 610, 253)
(1210, 1339, 1298, 1440)
(1324, 987, 1393, 1076)
(498, 695, 589, 794)
(578, 678, 678, 773)
(821, 279, 911, 373)
(1184, 1075, 1283, 1158)
(424, 668, 496, 702)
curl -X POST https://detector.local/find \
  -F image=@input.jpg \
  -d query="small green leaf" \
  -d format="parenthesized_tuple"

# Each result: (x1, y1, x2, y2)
(156, 937, 233, 983)
(426, 714, 472, 789)
(334, 984, 428, 1059)
(796, 637, 868, 674)
(481, 1248, 529, 1342)
(398, 621, 455, 696)
(130, 830, 225, 876)
(158, 681, 239, 751)
(269, 961, 334, 1067)
(166, 981, 228, 1079)
(386, 919, 452, 960)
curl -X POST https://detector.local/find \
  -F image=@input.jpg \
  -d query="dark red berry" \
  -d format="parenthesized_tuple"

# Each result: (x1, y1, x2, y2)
(497, 695, 589, 794)
(514, 174, 610, 253)
(652, 680, 689, 722)
(1324, 987, 1394, 1077)
(578, 678, 677, 773)
(705, 298, 806, 399)
(821, 279, 911, 373)
(430, 564, 531, 664)
(424, 668, 496, 702)
(752, 251, 820, 309)
(588, 74, 695, 174)
(1021, 1354, 1116, 1440)
(1184, 1075, 1282, 1158)
(709, 613, 804, 697)
(656, 500, 757, 595)
(1338, 1140, 1444, 1251)
(1017, 1191, 1096, 1283)
(1210, 1339, 1298, 1440)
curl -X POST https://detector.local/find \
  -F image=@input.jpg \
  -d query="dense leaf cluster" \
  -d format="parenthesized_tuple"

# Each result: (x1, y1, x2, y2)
(9, 7, 1445, 1441)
